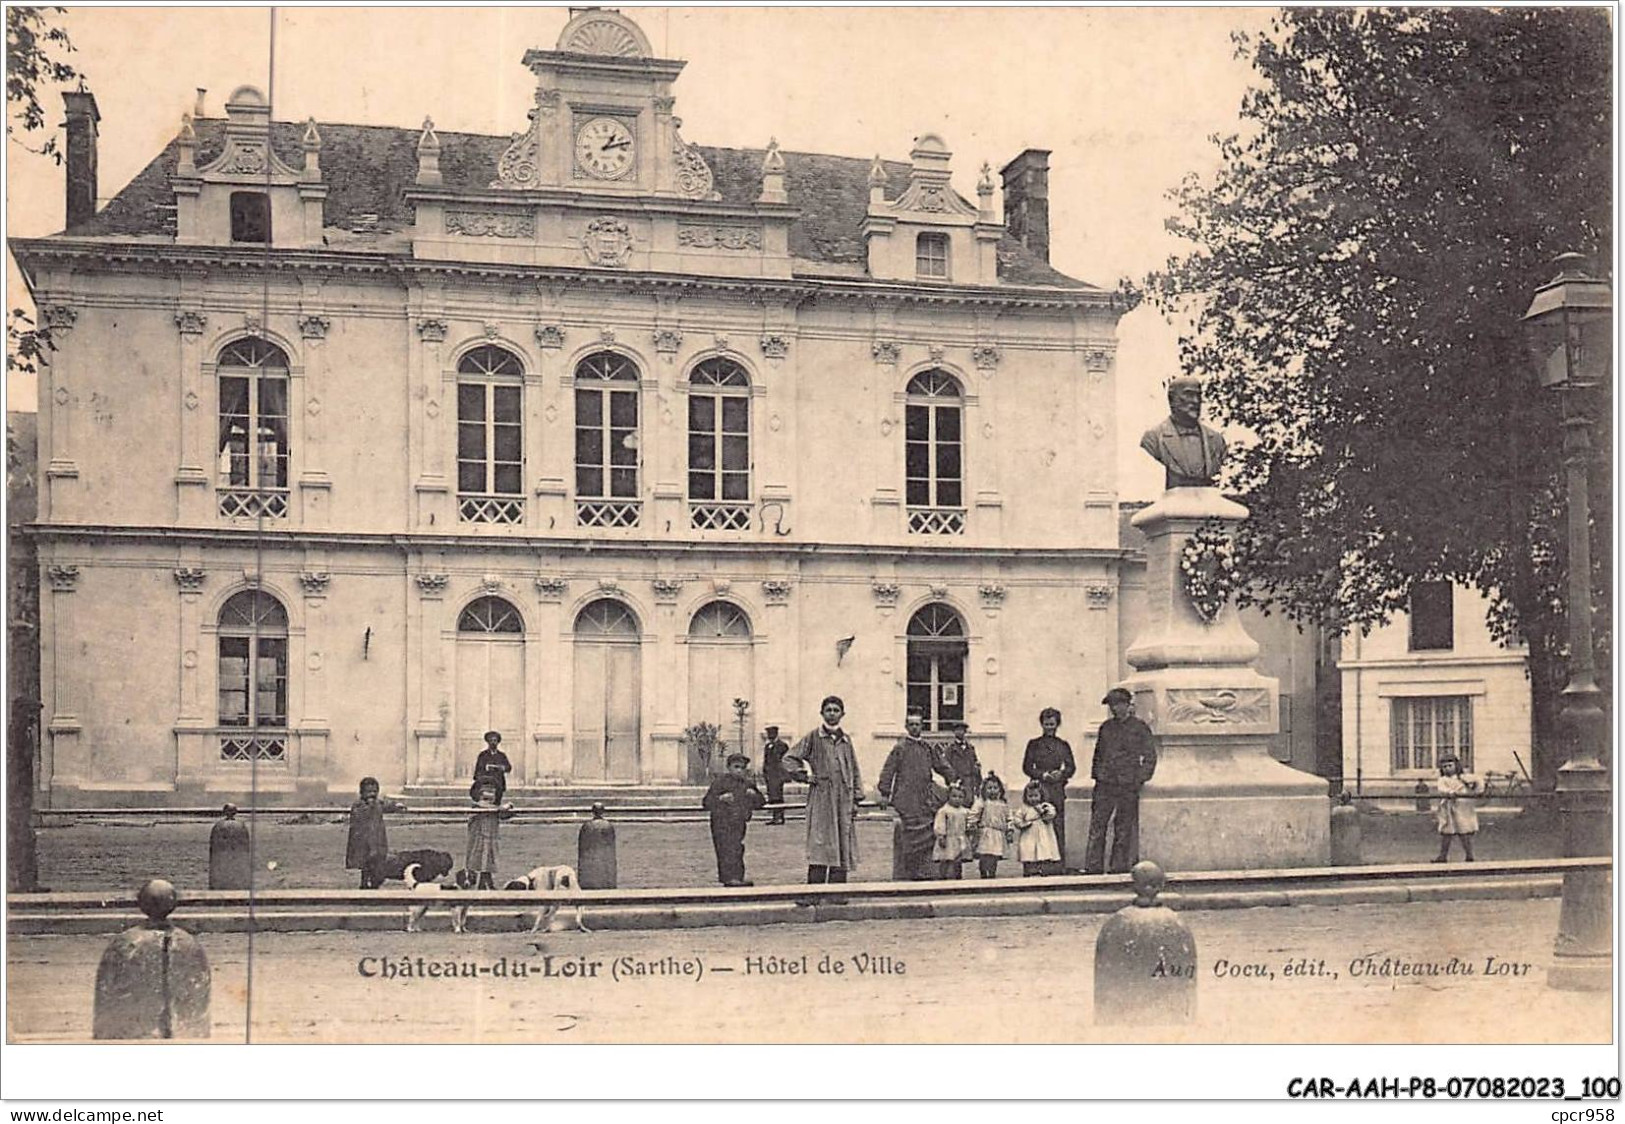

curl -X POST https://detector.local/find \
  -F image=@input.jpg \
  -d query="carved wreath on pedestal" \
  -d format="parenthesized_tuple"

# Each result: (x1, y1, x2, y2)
(1179, 519, 1238, 624)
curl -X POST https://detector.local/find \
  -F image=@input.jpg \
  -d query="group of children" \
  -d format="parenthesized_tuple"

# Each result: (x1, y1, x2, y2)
(346, 773, 515, 891)
(930, 774, 1064, 879)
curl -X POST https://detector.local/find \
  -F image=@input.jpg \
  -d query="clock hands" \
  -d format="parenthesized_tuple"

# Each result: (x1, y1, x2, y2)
(600, 137, 632, 152)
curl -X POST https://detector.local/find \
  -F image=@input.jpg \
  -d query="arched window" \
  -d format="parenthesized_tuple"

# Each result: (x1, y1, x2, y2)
(687, 357, 752, 530)
(574, 598, 641, 638)
(217, 338, 290, 519)
(575, 352, 642, 527)
(916, 232, 949, 279)
(457, 345, 525, 524)
(905, 369, 964, 534)
(906, 602, 967, 731)
(688, 600, 752, 639)
(217, 589, 289, 761)
(458, 595, 524, 634)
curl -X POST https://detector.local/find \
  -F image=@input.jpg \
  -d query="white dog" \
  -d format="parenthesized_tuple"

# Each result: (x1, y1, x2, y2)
(403, 862, 470, 933)
(504, 865, 589, 933)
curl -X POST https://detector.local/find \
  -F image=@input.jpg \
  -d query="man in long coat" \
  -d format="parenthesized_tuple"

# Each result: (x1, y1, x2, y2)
(781, 695, 864, 883)
(761, 725, 790, 825)
(878, 710, 954, 880)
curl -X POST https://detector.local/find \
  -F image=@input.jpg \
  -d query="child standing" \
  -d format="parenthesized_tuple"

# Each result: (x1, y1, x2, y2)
(702, 752, 767, 886)
(1432, 754, 1478, 862)
(465, 782, 514, 889)
(969, 773, 1014, 879)
(345, 777, 406, 889)
(1011, 779, 1061, 876)
(932, 783, 975, 879)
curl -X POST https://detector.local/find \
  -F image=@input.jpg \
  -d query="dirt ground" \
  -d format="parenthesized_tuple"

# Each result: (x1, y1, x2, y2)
(6, 897, 1607, 1044)
(28, 807, 1558, 894)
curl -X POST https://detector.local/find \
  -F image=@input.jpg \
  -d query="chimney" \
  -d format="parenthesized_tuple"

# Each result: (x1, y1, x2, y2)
(999, 148, 1050, 262)
(62, 89, 101, 230)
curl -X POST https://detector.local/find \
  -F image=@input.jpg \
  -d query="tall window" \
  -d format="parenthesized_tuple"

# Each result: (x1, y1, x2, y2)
(457, 345, 525, 524)
(1391, 696, 1473, 772)
(217, 338, 290, 519)
(688, 357, 751, 530)
(230, 192, 271, 243)
(1409, 582, 1455, 651)
(916, 232, 949, 279)
(907, 603, 967, 730)
(905, 369, 964, 534)
(217, 590, 288, 762)
(575, 351, 642, 527)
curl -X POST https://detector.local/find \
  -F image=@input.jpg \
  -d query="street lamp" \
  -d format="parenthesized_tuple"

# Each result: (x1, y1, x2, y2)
(1521, 251, 1613, 992)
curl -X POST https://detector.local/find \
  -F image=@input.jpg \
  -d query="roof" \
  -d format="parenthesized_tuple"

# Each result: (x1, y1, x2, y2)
(67, 117, 1096, 290)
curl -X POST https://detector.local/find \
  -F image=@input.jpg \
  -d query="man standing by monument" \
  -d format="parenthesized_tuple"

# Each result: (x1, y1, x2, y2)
(1084, 688, 1158, 875)
(1140, 376, 1227, 488)
(877, 710, 954, 880)
(761, 725, 789, 825)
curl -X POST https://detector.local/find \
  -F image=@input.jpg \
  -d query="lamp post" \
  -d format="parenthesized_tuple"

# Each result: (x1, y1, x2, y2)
(1521, 252, 1613, 992)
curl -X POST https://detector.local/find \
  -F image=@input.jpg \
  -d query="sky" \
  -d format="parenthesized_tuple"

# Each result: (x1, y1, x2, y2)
(4, 4, 1263, 500)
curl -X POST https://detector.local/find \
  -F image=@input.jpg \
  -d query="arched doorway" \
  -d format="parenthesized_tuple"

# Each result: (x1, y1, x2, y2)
(686, 601, 755, 781)
(572, 598, 642, 781)
(906, 602, 968, 731)
(455, 595, 525, 781)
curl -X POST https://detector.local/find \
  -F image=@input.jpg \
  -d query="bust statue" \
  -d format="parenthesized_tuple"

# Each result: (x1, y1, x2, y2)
(1140, 376, 1227, 488)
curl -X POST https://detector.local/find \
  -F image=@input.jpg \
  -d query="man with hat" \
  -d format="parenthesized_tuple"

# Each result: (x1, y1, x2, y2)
(781, 695, 865, 885)
(1085, 688, 1158, 875)
(943, 721, 982, 798)
(701, 752, 767, 886)
(472, 730, 513, 803)
(877, 709, 955, 879)
(761, 724, 790, 825)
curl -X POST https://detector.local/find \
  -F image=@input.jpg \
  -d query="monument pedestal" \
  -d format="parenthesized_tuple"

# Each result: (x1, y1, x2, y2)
(1120, 488, 1329, 871)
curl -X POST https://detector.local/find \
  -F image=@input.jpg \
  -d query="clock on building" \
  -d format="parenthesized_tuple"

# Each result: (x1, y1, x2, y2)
(574, 116, 636, 180)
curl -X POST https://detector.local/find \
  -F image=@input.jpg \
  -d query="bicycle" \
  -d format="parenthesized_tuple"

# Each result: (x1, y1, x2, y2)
(1478, 770, 1528, 802)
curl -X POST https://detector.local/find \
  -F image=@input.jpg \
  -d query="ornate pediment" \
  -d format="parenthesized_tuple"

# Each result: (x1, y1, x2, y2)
(557, 10, 652, 58)
(196, 86, 302, 184)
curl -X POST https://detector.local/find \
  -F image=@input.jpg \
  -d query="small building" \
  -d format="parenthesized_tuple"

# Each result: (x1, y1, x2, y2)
(1338, 581, 1533, 792)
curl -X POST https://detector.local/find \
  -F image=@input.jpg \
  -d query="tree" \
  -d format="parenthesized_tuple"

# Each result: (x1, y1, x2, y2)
(1150, 8, 1611, 790)
(6, 5, 76, 892)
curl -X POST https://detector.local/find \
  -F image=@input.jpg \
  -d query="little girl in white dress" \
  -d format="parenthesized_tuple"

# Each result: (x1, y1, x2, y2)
(968, 773, 1015, 878)
(1011, 779, 1061, 876)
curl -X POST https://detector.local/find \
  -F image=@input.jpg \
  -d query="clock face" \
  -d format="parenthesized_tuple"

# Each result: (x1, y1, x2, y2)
(575, 116, 635, 180)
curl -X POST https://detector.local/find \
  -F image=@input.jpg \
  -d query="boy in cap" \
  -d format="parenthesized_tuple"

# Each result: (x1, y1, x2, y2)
(702, 752, 767, 886)
(1084, 688, 1158, 875)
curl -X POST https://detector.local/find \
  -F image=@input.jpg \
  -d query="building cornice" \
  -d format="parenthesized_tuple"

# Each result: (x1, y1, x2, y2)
(27, 522, 1137, 565)
(7, 237, 1123, 312)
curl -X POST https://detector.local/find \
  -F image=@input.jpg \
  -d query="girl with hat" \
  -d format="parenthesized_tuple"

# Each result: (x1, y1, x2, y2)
(1432, 753, 1478, 862)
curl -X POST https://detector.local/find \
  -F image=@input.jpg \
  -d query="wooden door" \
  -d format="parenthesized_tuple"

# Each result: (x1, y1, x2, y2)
(455, 637, 524, 779)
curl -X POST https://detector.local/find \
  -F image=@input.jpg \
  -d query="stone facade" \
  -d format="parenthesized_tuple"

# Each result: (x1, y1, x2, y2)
(13, 11, 1138, 804)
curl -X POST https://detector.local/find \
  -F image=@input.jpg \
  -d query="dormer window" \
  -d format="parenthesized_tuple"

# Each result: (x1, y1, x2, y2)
(230, 192, 271, 243)
(916, 232, 949, 279)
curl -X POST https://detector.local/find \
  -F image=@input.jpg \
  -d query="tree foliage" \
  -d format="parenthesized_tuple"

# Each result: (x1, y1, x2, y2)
(1150, 9, 1612, 784)
(6, 6, 77, 162)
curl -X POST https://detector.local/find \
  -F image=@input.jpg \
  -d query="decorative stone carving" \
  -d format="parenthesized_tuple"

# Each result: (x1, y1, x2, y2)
(582, 217, 634, 268)
(672, 121, 719, 201)
(599, 327, 617, 344)
(1085, 582, 1113, 609)
(677, 224, 762, 251)
(446, 209, 536, 238)
(561, 14, 646, 57)
(174, 310, 208, 336)
(653, 95, 676, 114)
(535, 89, 561, 118)
(535, 324, 566, 349)
(713, 334, 731, 352)
(534, 576, 569, 601)
(651, 578, 683, 602)
(978, 583, 1007, 610)
(872, 340, 901, 365)
(871, 582, 901, 607)
(483, 323, 502, 340)
(242, 314, 264, 337)
(171, 567, 205, 593)
(298, 570, 331, 596)
(40, 305, 77, 331)
(480, 574, 505, 593)
(184, 390, 200, 411)
(1165, 688, 1272, 727)
(762, 579, 793, 605)
(52, 387, 68, 407)
(597, 578, 621, 593)
(711, 579, 731, 595)
(653, 329, 683, 355)
(415, 572, 449, 595)
(416, 318, 448, 343)
(1083, 347, 1113, 374)
(928, 345, 946, 363)
(759, 334, 790, 360)
(298, 315, 330, 340)
(492, 114, 543, 190)
(972, 345, 1001, 371)
(306, 398, 322, 417)
(929, 584, 950, 600)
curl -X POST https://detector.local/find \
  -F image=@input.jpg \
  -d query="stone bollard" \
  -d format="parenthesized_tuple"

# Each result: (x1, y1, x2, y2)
(208, 803, 253, 890)
(1330, 793, 1362, 866)
(577, 801, 617, 889)
(93, 879, 211, 1039)
(1094, 860, 1196, 1026)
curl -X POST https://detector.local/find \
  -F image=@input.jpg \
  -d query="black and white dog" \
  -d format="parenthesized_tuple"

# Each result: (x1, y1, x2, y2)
(503, 865, 589, 933)
(403, 859, 470, 933)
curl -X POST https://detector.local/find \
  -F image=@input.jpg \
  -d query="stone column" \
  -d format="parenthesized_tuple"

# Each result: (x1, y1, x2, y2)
(41, 303, 80, 519)
(173, 307, 211, 523)
(172, 561, 209, 798)
(296, 306, 333, 528)
(43, 561, 84, 800)
(411, 570, 451, 783)
(1121, 488, 1329, 870)
(296, 565, 331, 798)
